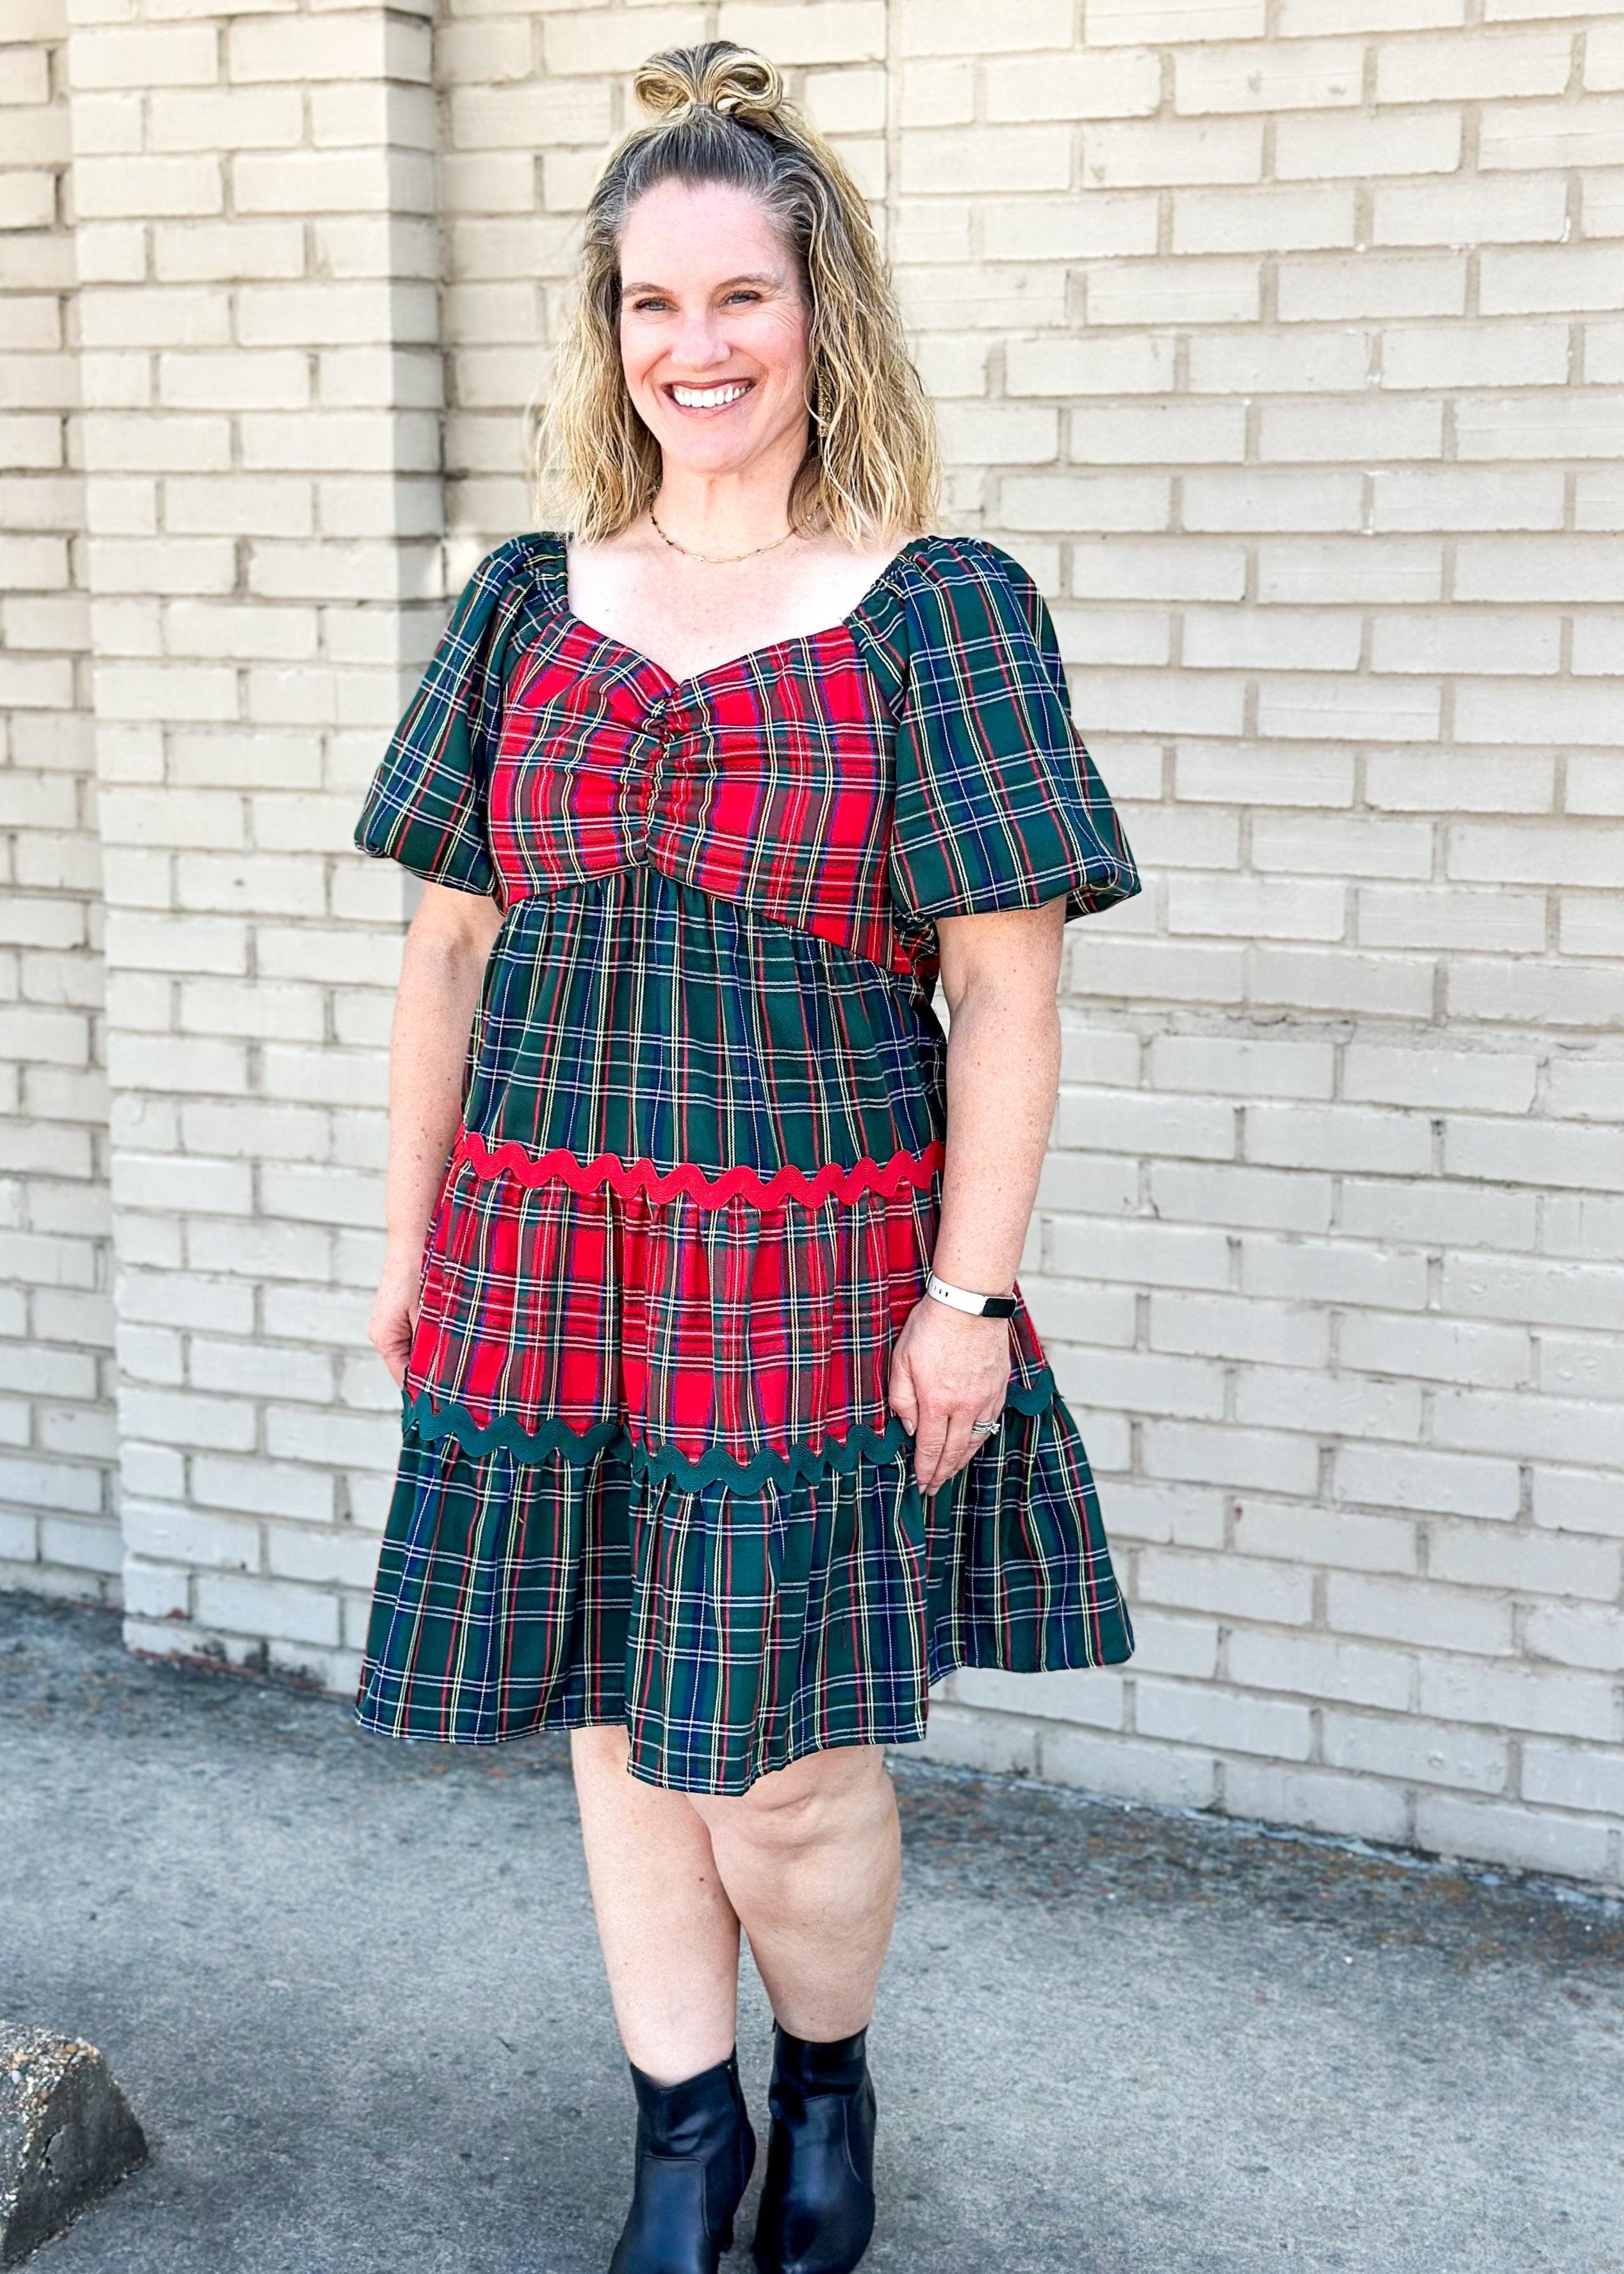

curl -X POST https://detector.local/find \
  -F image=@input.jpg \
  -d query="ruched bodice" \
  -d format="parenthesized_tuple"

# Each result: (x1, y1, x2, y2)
(491, 606, 914, 976)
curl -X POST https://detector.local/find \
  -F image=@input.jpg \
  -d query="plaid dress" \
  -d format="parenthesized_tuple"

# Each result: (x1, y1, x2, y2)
(350, 529, 1142, 1794)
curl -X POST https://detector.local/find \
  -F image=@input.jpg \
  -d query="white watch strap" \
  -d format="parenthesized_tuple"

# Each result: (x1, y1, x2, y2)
(926, 1269, 1003, 1315)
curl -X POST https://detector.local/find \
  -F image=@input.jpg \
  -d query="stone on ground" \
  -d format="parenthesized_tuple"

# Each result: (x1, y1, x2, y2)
(0, 2027, 147, 2268)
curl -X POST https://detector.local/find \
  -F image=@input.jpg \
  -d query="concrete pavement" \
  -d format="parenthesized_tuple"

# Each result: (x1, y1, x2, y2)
(3, 1590, 1621, 2273)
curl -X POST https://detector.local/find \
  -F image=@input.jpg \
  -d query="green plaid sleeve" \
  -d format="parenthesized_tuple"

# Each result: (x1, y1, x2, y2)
(888, 536, 1141, 927)
(354, 538, 540, 896)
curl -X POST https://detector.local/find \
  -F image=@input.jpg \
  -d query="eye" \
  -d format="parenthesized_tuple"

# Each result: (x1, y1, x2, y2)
(725, 289, 762, 305)
(628, 293, 670, 313)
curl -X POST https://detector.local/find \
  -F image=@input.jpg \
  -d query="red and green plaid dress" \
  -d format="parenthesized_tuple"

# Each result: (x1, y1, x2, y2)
(350, 529, 1142, 1794)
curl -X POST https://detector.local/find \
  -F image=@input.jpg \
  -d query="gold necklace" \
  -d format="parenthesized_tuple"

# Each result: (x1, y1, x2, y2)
(648, 509, 796, 566)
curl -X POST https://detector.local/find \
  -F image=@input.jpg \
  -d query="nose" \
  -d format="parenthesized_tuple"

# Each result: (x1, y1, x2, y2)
(666, 304, 733, 375)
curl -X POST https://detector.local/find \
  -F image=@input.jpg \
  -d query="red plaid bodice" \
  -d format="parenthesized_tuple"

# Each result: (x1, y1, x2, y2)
(489, 589, 917, 977)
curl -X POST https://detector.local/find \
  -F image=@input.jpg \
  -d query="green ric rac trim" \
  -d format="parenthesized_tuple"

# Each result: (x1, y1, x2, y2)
(400, 1367, 1058, 1494)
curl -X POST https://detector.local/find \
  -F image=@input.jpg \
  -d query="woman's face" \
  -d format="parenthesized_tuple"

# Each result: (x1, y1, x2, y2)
(618, 177, 812, 488)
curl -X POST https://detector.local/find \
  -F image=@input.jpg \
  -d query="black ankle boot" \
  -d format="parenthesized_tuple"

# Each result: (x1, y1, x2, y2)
(608, 2048, 756, 2274)
(750, 2025, 876, 2274)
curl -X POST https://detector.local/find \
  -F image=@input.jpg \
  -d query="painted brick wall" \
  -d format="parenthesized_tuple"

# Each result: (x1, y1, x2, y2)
(56, 0, 445, 1686)
(0, 0, 120, 1603)
(1, 0, 1620, 1886)
(887, 0, 1624, 1885)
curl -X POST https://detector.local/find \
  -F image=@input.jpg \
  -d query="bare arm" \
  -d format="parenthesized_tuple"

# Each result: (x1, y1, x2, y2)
(887, 898, 1066, 1498)
(368, 880, 505, 1385)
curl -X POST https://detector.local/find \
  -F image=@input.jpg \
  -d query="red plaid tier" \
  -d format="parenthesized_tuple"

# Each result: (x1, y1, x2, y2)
(350, 531, 1144, 1793)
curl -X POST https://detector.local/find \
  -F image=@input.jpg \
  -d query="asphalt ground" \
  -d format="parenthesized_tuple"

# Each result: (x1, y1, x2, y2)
(3, 1590, 1622, 2273)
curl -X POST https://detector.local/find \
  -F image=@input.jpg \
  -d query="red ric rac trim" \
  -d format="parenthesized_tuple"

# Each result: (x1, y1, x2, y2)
(454, 1126, 944, 1208)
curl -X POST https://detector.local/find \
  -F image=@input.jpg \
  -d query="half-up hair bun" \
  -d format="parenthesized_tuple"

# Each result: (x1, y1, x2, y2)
(633, 42, 785, 131)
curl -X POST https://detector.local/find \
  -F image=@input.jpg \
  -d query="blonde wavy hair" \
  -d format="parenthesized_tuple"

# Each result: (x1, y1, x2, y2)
(534, 41, 940, 548)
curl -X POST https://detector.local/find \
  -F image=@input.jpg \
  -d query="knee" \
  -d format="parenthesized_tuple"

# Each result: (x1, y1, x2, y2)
(701, 1749, 890, 1864)
(728, 1784, 829, 1862)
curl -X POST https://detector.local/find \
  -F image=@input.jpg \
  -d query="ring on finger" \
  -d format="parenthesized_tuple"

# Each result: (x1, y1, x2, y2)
(969, 1415, 1001, 1438)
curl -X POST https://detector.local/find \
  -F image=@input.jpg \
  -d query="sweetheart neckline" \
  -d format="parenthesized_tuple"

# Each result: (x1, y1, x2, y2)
(538, 529, 931, 698)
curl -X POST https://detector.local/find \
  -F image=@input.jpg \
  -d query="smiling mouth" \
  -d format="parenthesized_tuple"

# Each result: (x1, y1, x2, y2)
(667, 380, 755, 412)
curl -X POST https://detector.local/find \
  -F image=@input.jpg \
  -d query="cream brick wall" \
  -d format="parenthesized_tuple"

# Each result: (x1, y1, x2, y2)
(1, 0, 1620, 1888)
(55, 0, 444, 1690)
(890, 0, 1624, 1890)
(0, 0, 120, 1603)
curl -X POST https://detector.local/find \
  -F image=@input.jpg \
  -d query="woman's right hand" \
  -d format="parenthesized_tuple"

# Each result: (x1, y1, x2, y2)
(368, 1232, 427, 1387)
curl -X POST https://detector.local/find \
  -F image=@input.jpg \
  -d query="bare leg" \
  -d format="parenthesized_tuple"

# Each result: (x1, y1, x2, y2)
(573, 1731, 901, 2066)
(570, 1723, 742, 2085)
(691, 1745, 901, 2041)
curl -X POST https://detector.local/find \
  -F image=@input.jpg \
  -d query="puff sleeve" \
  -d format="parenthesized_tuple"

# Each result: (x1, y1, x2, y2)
(353, 539, 536, 896)
(887, 537, 1141, 927)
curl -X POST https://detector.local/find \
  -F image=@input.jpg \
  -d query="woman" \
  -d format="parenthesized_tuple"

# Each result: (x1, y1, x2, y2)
(353, 42, 1140, 2274)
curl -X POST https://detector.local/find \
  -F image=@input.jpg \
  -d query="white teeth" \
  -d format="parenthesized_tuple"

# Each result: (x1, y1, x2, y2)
(671, 381, 751, 409)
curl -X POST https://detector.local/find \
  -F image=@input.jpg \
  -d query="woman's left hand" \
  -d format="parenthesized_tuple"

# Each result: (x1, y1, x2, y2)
(887, 1298, 1012, 1497)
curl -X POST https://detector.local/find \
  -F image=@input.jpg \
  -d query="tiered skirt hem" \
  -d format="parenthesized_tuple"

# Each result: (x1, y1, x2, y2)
(356, 1364, 1133, 1794)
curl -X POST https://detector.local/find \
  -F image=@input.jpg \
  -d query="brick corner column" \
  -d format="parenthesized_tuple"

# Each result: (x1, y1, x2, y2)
(64, 0, 444, 1692)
